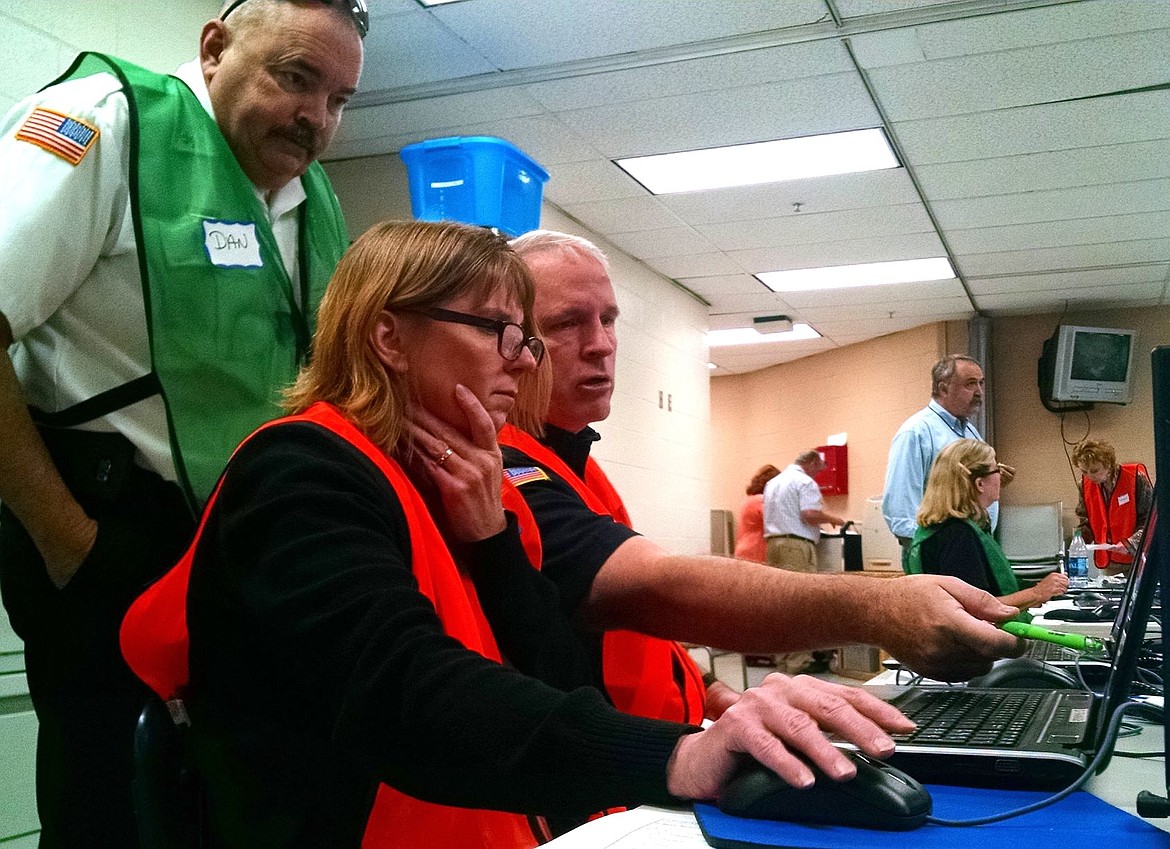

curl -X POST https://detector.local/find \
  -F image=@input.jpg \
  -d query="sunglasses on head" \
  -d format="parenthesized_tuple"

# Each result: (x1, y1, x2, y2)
(221, 0, 369, 38)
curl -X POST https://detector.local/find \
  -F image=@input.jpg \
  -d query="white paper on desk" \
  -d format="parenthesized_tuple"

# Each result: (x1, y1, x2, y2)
(541, 806, 703, 848)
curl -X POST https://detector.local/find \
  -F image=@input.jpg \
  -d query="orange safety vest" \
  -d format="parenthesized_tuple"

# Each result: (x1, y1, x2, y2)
(1081, 462, 1148, 568)
(120, 402, 541, 849)
(498, 424, 707, 726)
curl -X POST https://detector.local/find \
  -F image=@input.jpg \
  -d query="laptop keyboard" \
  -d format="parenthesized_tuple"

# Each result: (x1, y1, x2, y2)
(894, 690, 1044, 747)
(1028, 641, 1081, 662)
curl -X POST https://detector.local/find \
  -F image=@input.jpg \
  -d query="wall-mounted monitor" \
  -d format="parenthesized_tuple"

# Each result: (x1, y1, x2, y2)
(1040, 325, 1136, 406)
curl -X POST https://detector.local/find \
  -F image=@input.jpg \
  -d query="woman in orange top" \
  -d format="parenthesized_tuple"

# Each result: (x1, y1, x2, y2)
(734, 465, 781, 562)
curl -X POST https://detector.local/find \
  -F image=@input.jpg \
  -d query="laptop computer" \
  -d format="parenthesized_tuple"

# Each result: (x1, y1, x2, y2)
(855, 501, 1160, 791)
(1023, 519, 1160, 683)
(1153, 344, 1170, 804)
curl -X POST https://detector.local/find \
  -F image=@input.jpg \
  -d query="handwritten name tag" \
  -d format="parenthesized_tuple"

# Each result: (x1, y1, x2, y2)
(1117, 493, 1130, 506)
(203, 220, 262, 268)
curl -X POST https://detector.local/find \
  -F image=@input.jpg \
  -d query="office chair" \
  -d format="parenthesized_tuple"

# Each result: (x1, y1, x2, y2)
(997, 502, 1064, 583)
(131, 696, 204, 849)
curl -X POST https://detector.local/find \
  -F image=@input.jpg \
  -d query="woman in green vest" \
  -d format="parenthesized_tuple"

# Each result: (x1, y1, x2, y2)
(907, 439, 1067, 618)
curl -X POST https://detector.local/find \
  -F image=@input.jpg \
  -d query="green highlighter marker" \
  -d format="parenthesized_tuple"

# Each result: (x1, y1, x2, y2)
(1001, 621, 1106, 654)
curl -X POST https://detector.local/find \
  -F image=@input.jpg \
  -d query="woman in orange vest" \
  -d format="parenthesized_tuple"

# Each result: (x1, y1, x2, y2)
(121, 220, 915, 849)
(1072, 439, 1153, 576)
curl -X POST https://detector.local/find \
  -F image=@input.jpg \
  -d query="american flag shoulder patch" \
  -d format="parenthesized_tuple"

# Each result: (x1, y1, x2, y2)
(15, 107, 100, 166)
(503, 466, 549, 486)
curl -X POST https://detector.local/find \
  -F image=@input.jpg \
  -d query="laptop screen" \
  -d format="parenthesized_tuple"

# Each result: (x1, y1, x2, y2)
(1151, 345, 1169, 796)
(1090, 500, 1159, 756)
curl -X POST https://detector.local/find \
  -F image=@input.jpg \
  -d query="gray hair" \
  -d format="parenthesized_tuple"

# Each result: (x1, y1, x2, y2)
(508, 229, 609, 270)
(795, 449, 822, 467)
(931, 354, 981, 397)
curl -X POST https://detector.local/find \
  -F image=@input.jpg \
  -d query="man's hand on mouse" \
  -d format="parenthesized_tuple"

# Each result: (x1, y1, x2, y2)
(664, 673, 915, 802)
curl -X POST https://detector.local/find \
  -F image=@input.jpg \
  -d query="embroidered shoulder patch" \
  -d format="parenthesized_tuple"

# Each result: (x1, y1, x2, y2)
(504, 466, 550, 486)
(15, 107, 100, 165)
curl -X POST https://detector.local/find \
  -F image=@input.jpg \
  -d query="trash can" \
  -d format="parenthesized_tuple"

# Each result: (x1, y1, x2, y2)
(819, 521, 863, 572)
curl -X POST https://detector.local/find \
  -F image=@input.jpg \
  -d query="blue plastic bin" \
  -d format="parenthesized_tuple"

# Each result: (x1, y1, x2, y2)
(399, 136, 549, 237)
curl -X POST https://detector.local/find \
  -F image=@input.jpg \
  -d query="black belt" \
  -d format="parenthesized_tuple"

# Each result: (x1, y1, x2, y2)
(769, 534, 811, 541)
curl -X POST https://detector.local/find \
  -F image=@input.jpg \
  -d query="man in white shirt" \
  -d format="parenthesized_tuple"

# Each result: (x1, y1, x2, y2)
(762, 450, 845, 672)
(0, 3, 365, 845)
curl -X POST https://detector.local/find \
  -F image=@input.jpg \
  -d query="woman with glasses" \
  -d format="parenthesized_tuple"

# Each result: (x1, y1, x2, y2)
(122, 220, 914, 849)
(907, 439, 1067, 617)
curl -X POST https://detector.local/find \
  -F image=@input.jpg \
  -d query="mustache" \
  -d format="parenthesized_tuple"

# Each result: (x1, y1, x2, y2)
(277, 123, 319, 156)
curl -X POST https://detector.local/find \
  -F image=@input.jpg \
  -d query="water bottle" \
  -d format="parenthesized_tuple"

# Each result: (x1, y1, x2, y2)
(1067, 530, 1089, 589)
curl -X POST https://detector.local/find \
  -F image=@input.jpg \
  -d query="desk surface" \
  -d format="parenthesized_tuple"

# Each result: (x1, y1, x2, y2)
(1033, 595, 1160, 638)
(543, 723, 1170, 846)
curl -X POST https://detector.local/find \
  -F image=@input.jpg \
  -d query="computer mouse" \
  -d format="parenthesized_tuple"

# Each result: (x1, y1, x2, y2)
(717, 750, 932, 831)
(965, 657, 1081, 690)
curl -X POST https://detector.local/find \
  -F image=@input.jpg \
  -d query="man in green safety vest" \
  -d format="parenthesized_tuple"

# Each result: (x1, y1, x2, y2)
(0, 3, 365, 846)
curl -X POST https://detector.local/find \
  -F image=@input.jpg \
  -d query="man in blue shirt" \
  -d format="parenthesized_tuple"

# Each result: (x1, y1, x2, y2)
(882, 355, 1006, 562)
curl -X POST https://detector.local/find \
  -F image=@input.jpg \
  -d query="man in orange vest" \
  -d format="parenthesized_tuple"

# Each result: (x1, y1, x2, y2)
(1072, 439, 1153, 576)
(500, 230, 1021, 724)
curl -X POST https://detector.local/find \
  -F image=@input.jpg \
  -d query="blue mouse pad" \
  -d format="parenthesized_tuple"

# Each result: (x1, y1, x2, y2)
(695, 784, 1169, 849)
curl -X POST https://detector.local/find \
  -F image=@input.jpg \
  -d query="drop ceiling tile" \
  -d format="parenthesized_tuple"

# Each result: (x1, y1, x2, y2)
(427, 0, 824, 70)
(864, 30, 1170, 121)
(966, 265, 1169, 296)
(605, 228, 717, 260)
(660, 170, 921, 227)
(704, 293, 802, 317)
(932, 178, 1170, 231)
(520, 41, 853, 111)
(696, 203, 935, 251)
(958, 239, 1170, 277)
(644, 252, 746, 279)
(543, 160, 647, 204)
(914, 140, 1170, 201)
(677, 275, 777, 298)
(359, 11, 498, 91)
(338, 88, 545, 143)
(977, 287, 1166, 313)
(777, 279, 967, 309)
(557, 196, 688, 234)
(553, 72, 880, 159)
(796, 294, 973, 322)
(730, 231, 947, 273)
(947, 211, 1170, 254)
(894, 91, 1170, 166)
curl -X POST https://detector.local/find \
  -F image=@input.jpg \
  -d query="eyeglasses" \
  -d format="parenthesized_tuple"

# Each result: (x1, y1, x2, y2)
(221, 0, 369, 38)
(418, 308, 545, 365)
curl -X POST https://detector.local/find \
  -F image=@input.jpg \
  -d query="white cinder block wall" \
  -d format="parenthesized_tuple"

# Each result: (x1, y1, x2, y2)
(538, 207, 712, 557)
(0, 2, 221, 114)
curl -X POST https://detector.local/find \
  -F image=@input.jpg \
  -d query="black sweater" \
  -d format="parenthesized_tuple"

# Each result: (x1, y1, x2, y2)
(185, 422, 690, 848)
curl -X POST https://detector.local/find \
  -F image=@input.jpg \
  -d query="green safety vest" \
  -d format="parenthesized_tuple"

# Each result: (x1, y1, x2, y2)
(53, 53, 348, 506)
(907, 519, 1030, 623)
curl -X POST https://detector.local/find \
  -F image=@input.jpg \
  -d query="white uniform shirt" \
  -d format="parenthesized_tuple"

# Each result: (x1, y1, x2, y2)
(0, 60, 306, 482)
(762, 463, 825, 543)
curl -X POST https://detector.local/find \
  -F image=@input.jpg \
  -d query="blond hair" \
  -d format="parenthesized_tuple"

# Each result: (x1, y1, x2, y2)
(916, 439, 998, 527)
(285, 220, 536, 452)
(1072, 439, 1117, 471)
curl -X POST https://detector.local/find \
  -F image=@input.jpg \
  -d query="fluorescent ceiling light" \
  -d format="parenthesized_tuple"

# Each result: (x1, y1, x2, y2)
(707, 323, 822, 348)
(416, 0, 465, 6)
(757, 257, 955, 293)
(615, 128, 897, 195)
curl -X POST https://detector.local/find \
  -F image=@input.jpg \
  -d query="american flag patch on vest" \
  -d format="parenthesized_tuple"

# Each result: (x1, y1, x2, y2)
(503, 466, 549, 486)
(15, 107, 99, 165)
